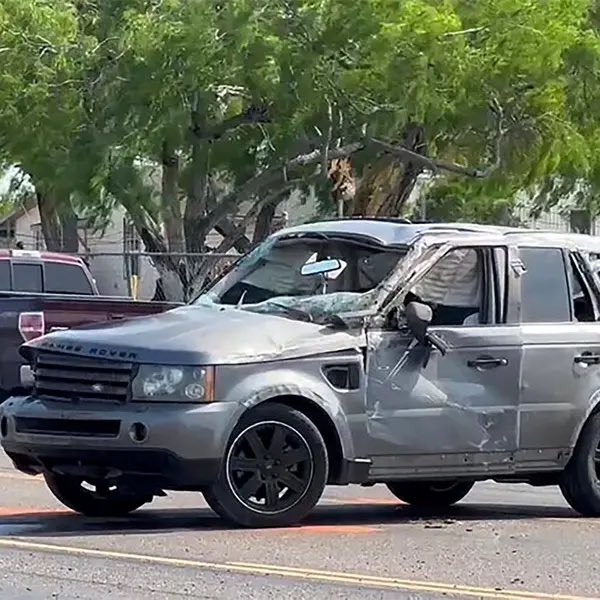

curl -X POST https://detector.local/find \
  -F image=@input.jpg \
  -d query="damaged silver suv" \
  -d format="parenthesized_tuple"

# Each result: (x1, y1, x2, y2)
(4, 218, 600, 527)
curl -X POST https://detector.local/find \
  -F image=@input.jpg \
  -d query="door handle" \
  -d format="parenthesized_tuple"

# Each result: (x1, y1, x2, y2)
(467, 357, 508, 369)
(110, 314, 125, 320)
(574, 353, 600, 366)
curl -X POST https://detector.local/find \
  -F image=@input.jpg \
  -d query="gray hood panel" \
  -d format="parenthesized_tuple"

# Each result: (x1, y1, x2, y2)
(24, 305, 364, 365)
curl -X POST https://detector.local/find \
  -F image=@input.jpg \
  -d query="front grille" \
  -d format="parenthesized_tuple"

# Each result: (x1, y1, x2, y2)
(15, 417, 120, 438)
(33, 351, 133, 403)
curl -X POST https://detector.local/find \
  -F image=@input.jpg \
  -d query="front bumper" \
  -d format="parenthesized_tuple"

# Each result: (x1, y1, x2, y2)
(0, 396, 243, 489)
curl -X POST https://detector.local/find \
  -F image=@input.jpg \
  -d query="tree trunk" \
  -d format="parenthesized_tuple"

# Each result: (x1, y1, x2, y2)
(36, 190, 62, 251)
(204, 179, 253, 254)
(153, 258, 185, 302)
(59, 206, 79, 253)
(183, 144, 210, 253)
(252, 201, 277, 244)
(133, 221, 185, 302)
(161, 142, 185, 254)
(352, 123, 426, 217)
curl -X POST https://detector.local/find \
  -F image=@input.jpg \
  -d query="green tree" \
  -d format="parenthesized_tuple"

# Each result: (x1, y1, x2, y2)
(0, 0, 92, 250)
(2, 0, 600, 300)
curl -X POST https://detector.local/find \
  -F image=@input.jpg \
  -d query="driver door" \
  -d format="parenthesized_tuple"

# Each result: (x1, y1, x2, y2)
(365, 244, 522, 475)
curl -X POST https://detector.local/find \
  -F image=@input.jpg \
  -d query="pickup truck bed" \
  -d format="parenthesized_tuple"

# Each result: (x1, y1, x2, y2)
(0, 291, 179, 398)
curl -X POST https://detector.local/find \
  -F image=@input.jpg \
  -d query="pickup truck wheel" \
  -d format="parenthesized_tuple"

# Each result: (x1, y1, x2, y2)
(44, 474, 150, 517)
(560, 412, 600, 516)
(386, 480, 474, 507)
(203, 403, 328, 528)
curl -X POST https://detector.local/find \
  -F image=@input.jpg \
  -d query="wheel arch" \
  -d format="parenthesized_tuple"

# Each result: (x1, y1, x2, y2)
(242, 392, 351, 484)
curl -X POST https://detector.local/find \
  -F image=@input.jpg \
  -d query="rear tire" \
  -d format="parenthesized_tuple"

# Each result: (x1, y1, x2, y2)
(203, 403, 328, 528)
(386, 480, 474, 507)
(44, 474, 150, 517)
(560, 412, 600, 516)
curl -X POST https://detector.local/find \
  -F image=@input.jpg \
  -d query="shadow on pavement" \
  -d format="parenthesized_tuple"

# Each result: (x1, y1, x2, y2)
(0, 500, 582, 537)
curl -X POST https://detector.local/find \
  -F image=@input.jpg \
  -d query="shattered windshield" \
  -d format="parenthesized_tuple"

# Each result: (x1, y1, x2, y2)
(194, 234, 406, 321)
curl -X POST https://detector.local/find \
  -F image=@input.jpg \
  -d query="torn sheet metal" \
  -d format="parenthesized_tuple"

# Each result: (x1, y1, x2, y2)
(364, 329, 519, 458)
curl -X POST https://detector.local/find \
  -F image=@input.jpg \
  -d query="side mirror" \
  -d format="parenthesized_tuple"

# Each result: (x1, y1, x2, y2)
(404, 301, 433, 344)
(404, 301, 449, 356)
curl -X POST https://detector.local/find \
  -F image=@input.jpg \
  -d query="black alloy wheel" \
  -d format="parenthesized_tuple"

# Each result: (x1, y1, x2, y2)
(226, 420, 313, 514)
(204, 403, 328, 527)
(560, 412, 600, 516)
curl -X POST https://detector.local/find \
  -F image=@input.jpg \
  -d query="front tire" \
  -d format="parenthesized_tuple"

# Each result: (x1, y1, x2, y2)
(560, 412, 600, 516)
(44, 474, 150, 517)
(386, 480, 474, 507)
(204, 403, 328, 528)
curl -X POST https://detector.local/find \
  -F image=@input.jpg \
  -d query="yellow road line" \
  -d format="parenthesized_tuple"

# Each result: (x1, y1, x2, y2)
(0, 538, 595, 600)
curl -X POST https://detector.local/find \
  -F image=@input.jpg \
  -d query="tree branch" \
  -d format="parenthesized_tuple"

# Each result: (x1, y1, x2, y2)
(191, 103, 506, 249)
(202, 141, 365, 235)
(441, 27, 488, 38)
(191, 105, 271, 142)
(212, 180, 299, 255)
(370, 105, 506, 179)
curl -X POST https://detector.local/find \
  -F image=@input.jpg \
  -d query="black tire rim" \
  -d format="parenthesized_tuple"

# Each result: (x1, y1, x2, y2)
(58, 477, 126, 501)
(226, 420, 314, 515)
(594, 441, 600, 481)
(79, 480, 120, 500)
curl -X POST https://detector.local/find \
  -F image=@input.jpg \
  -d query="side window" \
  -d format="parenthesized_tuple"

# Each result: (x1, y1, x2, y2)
(45, 262, 94, 295)
(12, 263, 43, 292)
(0, 260, 11, 290)
(567, 254, 596, 322)
(519, 247, 570, 323)
(410, 247, 483, 326)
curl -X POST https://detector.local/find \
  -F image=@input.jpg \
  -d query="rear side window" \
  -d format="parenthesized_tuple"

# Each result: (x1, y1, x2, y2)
(0, 260, 10, 290)
(45, 262, 94, 294)
(12, 263, 43, 292)
(519, 247, 570, 323)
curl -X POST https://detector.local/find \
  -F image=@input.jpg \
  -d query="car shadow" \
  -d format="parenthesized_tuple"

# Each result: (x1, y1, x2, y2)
(0, 500, 582, 538)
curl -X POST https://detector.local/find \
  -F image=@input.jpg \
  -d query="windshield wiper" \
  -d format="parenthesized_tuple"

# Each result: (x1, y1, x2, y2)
(236, 290, 248, 307)
(321, 314, 348, 329)
(264, 301, 314, 323)
(268, 303, 349, 330)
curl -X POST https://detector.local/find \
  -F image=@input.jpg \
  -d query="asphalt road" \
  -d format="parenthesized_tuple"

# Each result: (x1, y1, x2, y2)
(0, 451, 598, 600)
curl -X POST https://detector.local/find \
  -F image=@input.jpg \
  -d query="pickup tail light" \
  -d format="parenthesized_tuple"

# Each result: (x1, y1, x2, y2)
(18, 312, 45, 342)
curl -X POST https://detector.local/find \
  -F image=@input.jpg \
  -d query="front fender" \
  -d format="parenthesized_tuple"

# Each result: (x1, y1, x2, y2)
(220, 368, 357, 460)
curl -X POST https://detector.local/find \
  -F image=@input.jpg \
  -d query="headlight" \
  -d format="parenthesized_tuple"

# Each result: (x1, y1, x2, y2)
(131, 365, 215, 402)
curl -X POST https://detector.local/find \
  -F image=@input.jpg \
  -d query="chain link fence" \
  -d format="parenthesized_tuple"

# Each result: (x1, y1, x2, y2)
(77, 251, 239, 301)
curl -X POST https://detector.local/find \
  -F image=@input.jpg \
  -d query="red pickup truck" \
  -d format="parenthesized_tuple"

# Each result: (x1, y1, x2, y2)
(0, 249, 179, 398)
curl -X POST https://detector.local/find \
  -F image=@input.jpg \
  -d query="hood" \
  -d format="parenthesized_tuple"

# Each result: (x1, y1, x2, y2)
(22, 305, 365, 365)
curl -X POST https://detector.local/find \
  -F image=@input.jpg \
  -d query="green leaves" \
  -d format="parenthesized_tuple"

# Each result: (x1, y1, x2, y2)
(3, 0, 600, 251)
